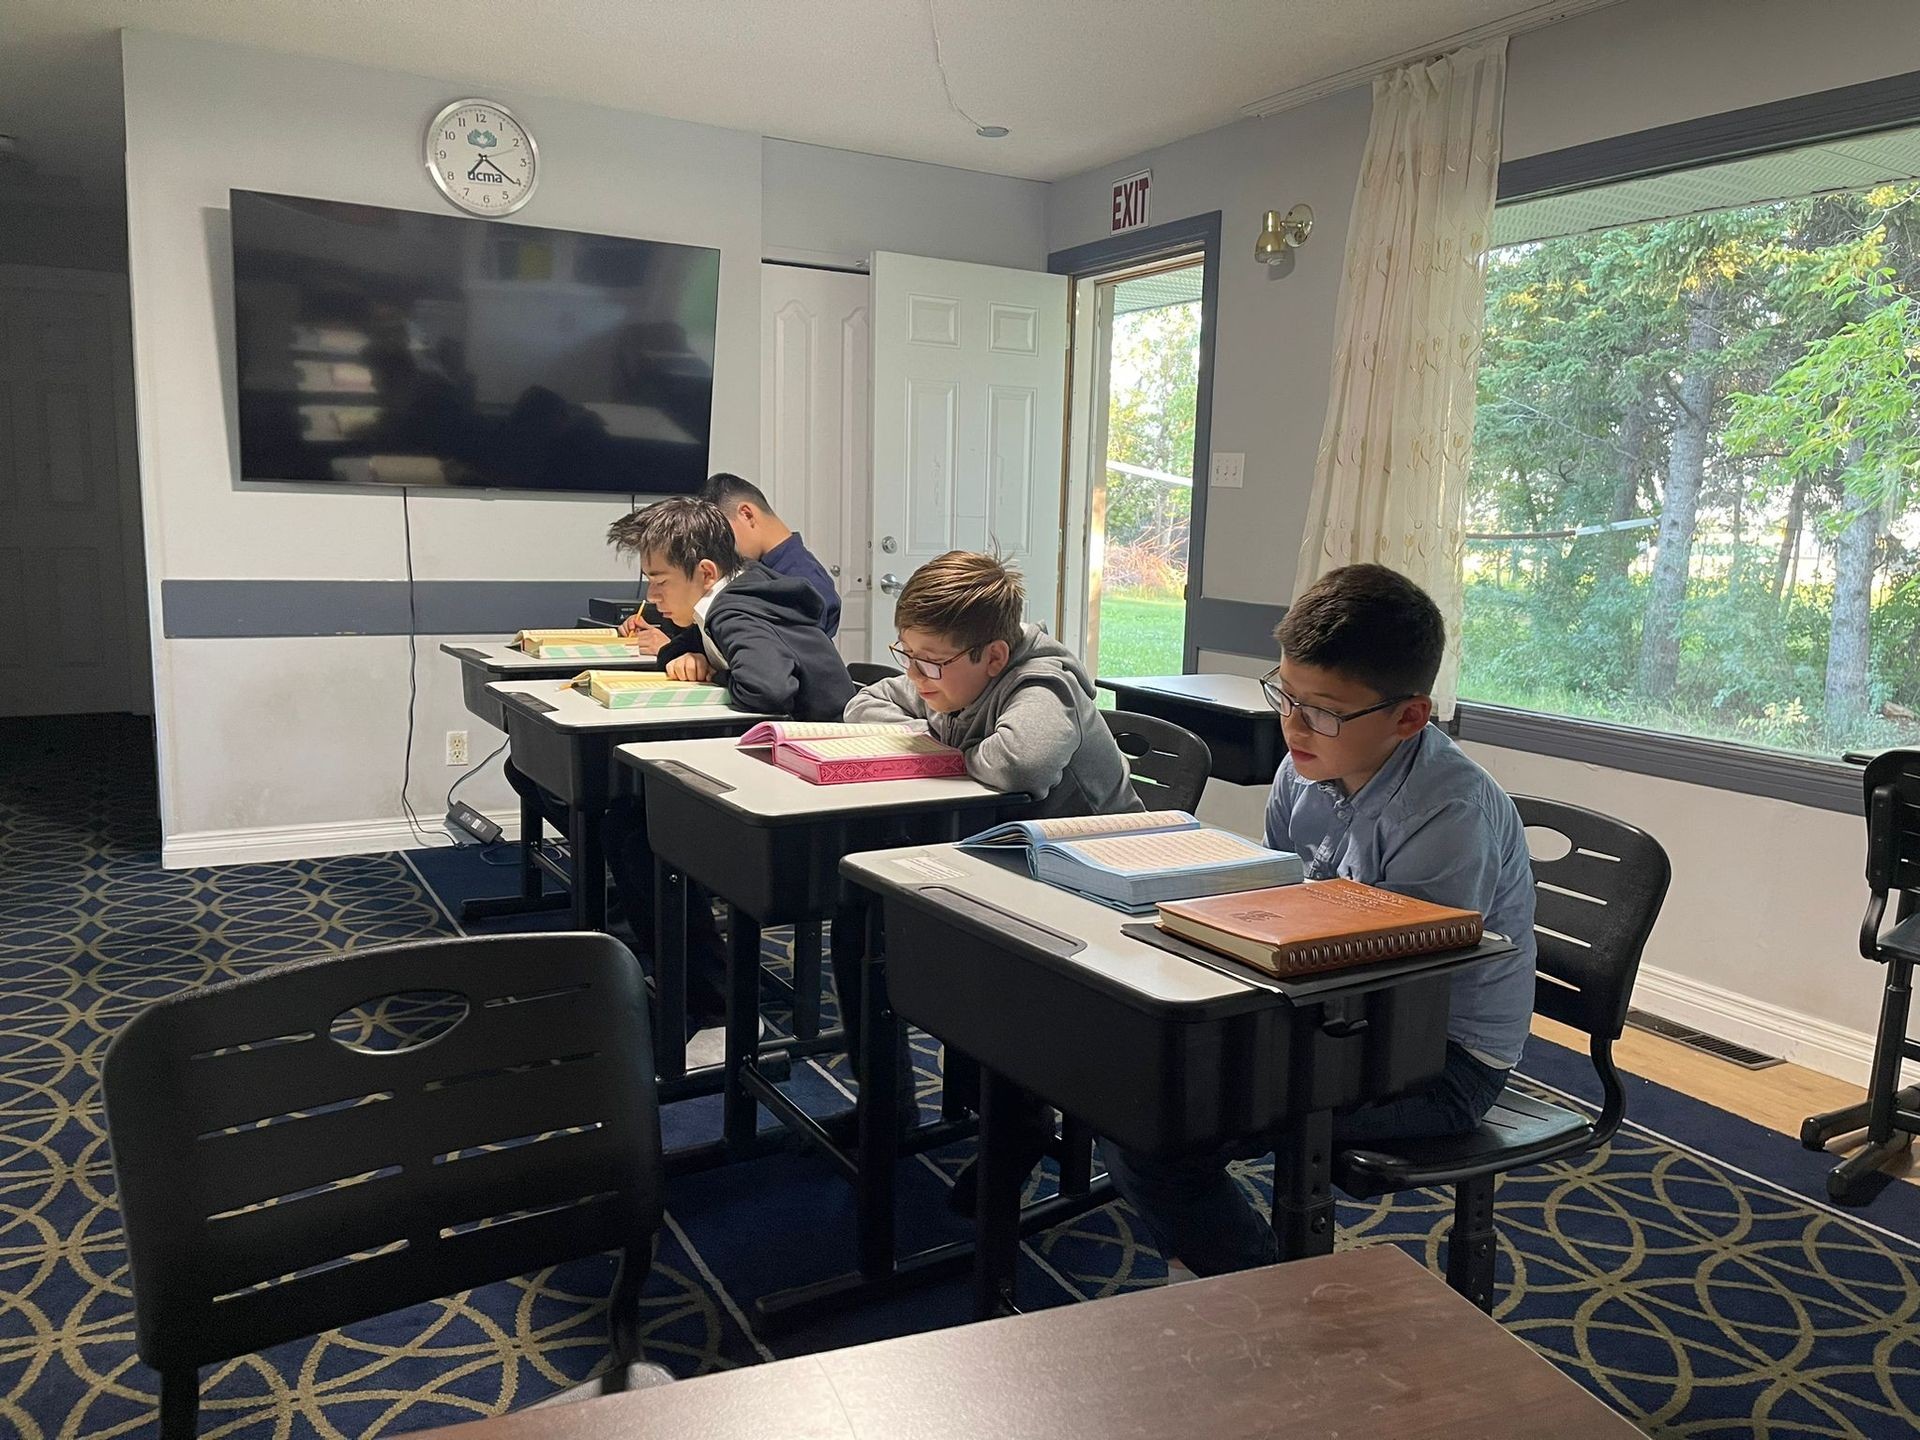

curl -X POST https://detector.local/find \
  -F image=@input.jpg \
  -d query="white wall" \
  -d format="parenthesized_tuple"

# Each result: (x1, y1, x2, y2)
(121, 29, 760, 856)
(763, 139, 1050, 271)
(1047, 0, 1920, 1076)
(121, 32, 1065, 863)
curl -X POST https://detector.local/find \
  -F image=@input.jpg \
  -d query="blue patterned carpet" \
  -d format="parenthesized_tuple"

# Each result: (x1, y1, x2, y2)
(5, 714, 1920, 1437)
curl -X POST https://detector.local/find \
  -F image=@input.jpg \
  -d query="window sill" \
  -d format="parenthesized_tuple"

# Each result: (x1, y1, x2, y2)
(1452, 702, 1863, 816)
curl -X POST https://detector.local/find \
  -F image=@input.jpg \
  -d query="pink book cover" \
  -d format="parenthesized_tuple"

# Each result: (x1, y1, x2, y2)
(774, 735, 968, 785)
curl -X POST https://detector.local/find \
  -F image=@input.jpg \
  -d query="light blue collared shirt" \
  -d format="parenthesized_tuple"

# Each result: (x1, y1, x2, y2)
(1264, 725, 1538, 1070)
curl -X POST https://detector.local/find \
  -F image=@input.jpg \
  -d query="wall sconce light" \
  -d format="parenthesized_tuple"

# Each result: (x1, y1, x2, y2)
(1255, 204, 1313, 264)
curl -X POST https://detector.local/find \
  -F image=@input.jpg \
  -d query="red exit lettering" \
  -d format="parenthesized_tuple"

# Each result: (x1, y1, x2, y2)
(1110, 171, 1150, 233)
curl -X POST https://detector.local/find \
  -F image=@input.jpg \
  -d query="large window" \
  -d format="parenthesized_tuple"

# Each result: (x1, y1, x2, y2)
(1462, 123, 1920, 762)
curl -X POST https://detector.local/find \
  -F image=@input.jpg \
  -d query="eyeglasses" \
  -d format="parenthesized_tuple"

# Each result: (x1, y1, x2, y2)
(1260, 667, 1412, 737)
(888, 641, 980, 680)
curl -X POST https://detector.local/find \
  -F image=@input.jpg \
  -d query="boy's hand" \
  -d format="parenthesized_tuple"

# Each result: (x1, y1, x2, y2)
(666, 653, 713, 683)
(620, 615, 671, 655)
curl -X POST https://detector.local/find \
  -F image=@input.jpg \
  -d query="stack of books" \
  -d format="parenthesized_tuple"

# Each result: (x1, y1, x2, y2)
(958, 810, 1302, 912)
(567, 671, 731, 709)
(516, 627, 640, 659)
(1157, 879, 1484, 978)
(737, 722, 967, 784)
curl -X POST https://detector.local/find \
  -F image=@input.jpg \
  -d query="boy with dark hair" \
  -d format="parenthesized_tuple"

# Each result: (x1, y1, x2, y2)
(601, 497, 854, 1060)
(701, 473, 842, 639)
(1103, 562, 1538, 1278)
(846, 551, 1142, 1202)
(625, 473, 841, 659)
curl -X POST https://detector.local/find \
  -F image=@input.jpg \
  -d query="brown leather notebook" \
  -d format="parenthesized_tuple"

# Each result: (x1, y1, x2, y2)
(1157, 879, 1484, 978)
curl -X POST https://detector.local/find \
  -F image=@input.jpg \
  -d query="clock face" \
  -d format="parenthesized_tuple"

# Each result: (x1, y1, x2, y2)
(425, 99, 537, 217)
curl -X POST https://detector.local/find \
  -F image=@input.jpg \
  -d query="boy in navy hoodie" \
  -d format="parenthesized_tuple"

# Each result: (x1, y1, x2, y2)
(602, 498, 854, 1061)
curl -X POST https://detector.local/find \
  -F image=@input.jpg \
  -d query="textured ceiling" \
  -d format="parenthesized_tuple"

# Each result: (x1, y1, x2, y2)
(2, 0, 1571, 204)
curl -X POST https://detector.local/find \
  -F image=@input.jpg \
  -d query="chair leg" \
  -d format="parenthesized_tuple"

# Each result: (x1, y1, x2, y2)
(601, 1237, 653, 1393)
(1445, 1175, 1498, 1313)
(1057, 1116, 1095, 1197)
(159, 1368, 199, 1440)
(1863, 958, 1914, 1145)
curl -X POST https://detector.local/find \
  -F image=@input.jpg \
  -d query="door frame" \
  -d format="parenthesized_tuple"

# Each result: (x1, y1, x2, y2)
(1049, 212, 1221, 673)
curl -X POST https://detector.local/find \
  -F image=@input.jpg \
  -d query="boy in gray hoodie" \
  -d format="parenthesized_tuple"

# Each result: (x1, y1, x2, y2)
(845, 552, 1140, 820)
(842, 551, 1142, 1208)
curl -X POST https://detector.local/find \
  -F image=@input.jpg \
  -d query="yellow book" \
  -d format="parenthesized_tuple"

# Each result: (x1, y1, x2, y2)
(515, 627, 639, 659)
(566, 671, 731, 709)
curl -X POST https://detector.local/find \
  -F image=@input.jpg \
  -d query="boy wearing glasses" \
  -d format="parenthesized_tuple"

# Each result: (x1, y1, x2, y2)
(846, 550, 1139, 818)
(844, 551, 1141, 1200)
(1103, 563, 1538, 1278)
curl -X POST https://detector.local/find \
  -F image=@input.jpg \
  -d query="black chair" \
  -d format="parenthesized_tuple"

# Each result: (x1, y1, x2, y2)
(1802, 749, 1920, 1200)
(103, 932, 666, 1438)
(1332, 797, 1671, 1311)
(1102, 709, 1212, 813)
(848, 661, 904, 686)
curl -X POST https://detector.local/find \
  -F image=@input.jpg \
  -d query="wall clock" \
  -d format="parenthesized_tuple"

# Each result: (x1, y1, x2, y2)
(425, 98, 537, 217)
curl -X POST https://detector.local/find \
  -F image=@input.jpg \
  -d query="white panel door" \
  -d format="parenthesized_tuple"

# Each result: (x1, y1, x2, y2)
(760, 263, 872, 662)
(0, 271, 149, 717)
(868, 252, 1068, 662)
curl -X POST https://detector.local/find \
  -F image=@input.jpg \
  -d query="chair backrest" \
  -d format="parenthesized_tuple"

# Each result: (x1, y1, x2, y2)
(1861, 750, 1920, 952)
(103, 932, 662, 1374)
(1513, 796, 1671, 1041)
(847, 661, 903, 686)
(1102, 709, 1213, 815)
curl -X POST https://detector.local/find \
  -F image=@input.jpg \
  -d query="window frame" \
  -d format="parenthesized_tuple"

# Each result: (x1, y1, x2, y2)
(1456, 66, 1920, 815)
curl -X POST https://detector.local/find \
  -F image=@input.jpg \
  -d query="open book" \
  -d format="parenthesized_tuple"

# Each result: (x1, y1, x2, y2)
(567, 671, 731, 709)
(737, 721, 966, 785)
(1158, 879, 1484, 978)
(517, 627, 640, 660)
(959, 810, 1303, 913)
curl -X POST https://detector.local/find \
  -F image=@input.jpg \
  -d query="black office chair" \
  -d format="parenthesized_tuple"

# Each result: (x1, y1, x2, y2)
(1802, 749, 1920, 1200)
(103, 932, 667, 1438)
(1331, 797, 1671, 1311)
(1102, 709, 1213, 814)
(848, 661, 904, 686)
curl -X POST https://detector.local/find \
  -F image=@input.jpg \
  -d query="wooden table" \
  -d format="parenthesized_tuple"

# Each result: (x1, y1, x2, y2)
(417, 1246, 1640, 1440)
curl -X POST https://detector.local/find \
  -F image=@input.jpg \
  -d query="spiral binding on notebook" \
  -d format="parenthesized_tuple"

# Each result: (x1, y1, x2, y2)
(1280, 920, 1481, 973)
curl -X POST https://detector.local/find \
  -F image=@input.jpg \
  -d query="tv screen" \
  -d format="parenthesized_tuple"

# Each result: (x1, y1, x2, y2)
(230, 190, 720, 494)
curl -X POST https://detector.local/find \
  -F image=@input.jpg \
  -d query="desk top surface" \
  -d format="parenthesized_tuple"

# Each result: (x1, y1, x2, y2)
(488, 679, 774, 732)
(416, 1246, 1639, 1440)
(443, 641, 660, 675)
(618, 737, 1014, 820)
(843, 842, 1261, 1008)
(1098, 672, 1275, 716)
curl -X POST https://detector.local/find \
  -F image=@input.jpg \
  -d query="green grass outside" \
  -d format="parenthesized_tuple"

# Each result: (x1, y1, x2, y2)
(1094, 592, 1187, 702)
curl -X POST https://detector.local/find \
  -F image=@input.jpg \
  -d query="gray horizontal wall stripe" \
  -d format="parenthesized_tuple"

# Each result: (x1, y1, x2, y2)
(1455, 702, 1859, 815)
(161, 579, 636, 638)
(1187, 597, 1285, 661)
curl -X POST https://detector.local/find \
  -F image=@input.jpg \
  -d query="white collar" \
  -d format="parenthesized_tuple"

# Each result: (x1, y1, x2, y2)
(693, 572, 733, 625)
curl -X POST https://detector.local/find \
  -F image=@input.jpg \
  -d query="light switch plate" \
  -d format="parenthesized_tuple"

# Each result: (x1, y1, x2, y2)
(1209, 452, 1245, 488)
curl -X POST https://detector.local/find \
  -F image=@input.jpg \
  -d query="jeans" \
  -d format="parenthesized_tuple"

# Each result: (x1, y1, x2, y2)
(1101, 1042, 1511, 1277)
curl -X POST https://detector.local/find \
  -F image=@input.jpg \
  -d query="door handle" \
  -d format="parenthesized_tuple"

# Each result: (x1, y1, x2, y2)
(880, 573, 905, 597)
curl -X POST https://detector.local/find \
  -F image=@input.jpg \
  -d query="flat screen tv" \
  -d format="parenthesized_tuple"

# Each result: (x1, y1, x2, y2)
(230, 189, 720, 494)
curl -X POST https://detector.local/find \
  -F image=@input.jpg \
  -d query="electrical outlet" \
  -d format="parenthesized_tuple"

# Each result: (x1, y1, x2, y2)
(1209, 452, 1246, 489)
(445, 730, 469, 766)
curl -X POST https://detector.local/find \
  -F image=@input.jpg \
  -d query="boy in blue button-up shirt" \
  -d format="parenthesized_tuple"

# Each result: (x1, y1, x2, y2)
(1104, 563, 1537, 1277)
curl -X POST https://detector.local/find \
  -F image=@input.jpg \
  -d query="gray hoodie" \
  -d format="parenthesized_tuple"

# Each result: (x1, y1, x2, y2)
(845, 624, 1144, 820)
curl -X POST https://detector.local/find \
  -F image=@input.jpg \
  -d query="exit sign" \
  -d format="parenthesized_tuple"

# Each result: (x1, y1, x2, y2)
(1111, 170, 1150, 233)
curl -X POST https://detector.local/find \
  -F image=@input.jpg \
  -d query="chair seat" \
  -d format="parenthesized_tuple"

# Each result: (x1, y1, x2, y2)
(1878, 912, 1920, 964)
(1334, 1086, 1595, 1198)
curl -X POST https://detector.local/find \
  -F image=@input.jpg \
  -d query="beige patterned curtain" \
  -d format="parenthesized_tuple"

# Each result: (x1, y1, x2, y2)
(1293, 40, 1506, 718)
